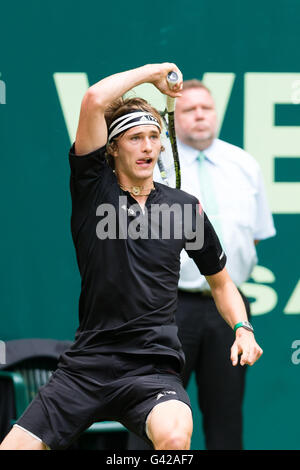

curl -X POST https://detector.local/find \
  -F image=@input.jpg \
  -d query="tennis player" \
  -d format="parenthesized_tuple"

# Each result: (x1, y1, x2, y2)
(0, 63, 262, 451)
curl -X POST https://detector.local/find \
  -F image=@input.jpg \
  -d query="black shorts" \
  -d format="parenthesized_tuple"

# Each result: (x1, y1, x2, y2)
(15, 352, 191, 450)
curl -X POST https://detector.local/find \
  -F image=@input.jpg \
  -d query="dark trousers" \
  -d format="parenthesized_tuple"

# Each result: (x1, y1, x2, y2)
(127, 288, 250, 451)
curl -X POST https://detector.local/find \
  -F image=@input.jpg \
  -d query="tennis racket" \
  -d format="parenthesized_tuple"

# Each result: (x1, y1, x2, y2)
(163, 71, 181, 189)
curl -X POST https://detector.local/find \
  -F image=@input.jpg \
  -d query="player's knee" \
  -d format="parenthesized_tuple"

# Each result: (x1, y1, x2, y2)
(0, 427, 47, 450)
(157, 429, 191, 450)
(0, 437, 46, 450)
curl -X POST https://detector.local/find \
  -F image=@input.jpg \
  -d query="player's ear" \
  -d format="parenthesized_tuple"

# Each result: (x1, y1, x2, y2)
(161, 145, 165, 152)
(107, 141, 119, 158)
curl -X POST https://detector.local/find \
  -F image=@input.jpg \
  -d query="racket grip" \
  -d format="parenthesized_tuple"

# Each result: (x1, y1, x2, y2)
(166, 96, 176, 113)
(166, 71, 180, 113)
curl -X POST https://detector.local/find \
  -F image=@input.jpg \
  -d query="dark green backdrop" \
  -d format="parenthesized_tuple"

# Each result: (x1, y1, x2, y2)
(1, 0, 299, 450)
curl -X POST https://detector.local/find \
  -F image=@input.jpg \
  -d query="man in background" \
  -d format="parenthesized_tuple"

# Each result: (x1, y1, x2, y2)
(128, 79, 275, 450)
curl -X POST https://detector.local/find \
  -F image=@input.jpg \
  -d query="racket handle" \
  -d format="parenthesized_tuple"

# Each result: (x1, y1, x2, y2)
(166, 71, 180, 113)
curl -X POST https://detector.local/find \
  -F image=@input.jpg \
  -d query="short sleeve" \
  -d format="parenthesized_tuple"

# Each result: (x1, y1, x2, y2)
(69, 144, 111, 207)
(69, 143, 108, 182)
(185, 207, 227, 276)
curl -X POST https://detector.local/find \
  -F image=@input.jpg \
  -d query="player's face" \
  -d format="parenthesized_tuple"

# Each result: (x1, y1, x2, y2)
(113, 125, 161, 182)
(175, 88, 217, 149)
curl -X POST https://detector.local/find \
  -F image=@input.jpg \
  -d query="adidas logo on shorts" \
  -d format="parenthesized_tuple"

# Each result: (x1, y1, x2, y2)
(156, 390, 177, 400)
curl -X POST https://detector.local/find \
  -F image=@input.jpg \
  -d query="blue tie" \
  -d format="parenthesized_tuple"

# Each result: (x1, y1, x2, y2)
(197, 151, 223, 245)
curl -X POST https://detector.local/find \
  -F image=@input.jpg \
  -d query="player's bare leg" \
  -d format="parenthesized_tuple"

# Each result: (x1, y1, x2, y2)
(146, 399, 193, 450)
(0, 426, 48, 450)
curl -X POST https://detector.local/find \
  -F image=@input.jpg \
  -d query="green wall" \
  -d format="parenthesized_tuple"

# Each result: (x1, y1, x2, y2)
(1, 0, 300, 450)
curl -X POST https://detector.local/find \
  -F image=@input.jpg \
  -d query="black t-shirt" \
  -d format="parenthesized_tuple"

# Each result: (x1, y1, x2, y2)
(68, 145, 226, 369)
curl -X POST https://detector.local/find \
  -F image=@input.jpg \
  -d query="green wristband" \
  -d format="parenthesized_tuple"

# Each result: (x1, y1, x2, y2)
(234, 321, 254, 333)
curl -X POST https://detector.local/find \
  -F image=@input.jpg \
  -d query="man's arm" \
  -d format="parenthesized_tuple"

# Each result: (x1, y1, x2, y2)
(74, 63, 183, 156)
(205, 267, 263, 367)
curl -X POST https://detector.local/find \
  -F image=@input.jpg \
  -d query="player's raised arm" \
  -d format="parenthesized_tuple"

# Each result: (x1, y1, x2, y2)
(74, 63, 183, 156)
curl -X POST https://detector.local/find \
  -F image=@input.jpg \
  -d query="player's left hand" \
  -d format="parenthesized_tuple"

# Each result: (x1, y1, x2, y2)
(230, 329, 263, 366)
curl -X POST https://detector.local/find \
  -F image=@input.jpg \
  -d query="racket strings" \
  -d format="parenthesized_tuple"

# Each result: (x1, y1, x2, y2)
(158, 111, 181, 189)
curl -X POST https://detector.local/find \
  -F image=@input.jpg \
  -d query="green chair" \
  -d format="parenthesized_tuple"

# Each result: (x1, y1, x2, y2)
(0, 339, 127, 447)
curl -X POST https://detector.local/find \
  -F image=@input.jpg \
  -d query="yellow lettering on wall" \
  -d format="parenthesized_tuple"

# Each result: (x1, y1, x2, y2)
(53, 73, 90, 143)
(241, 265, 278, 315)
(284, 279, 300, 314)
(244, 73, 300, 214)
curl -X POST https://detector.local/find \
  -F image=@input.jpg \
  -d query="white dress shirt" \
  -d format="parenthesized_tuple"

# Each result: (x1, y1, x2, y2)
(153, 138, 276, 291)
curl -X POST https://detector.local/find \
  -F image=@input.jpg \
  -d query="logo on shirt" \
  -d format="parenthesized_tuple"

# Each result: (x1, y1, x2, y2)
(156, 390, 177, 401)
(121, 204, 136, 217)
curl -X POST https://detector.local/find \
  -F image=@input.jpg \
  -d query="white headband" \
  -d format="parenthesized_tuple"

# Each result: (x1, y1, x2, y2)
(108, 111, 161, 142)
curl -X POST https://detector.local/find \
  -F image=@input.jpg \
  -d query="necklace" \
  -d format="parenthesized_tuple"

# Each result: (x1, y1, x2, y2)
(119, 183, 155, 196)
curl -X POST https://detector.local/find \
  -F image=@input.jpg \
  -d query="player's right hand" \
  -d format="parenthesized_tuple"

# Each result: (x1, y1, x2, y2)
(149, 63, 183, 98)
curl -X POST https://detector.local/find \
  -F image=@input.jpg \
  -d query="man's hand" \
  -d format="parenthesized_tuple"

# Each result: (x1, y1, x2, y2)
(231, 329, 263, 366)
(150, 63, 183, 98)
